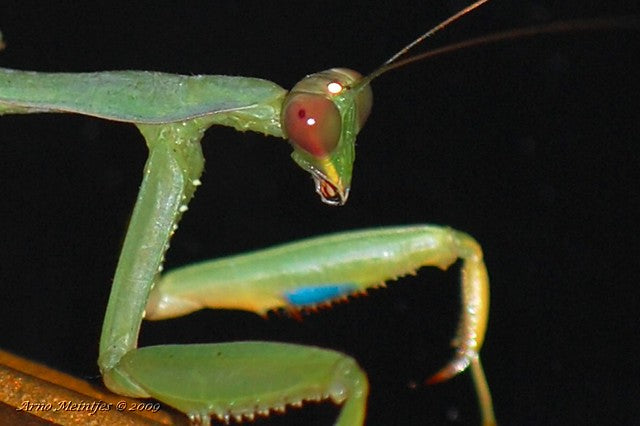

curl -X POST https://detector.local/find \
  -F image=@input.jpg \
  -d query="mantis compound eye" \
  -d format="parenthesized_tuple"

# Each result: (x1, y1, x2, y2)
(283, 93, 341, 157)
(283, 68, 373, 206)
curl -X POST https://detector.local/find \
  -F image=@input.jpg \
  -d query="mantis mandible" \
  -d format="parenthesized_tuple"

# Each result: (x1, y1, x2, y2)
(6, 0, 636, 424)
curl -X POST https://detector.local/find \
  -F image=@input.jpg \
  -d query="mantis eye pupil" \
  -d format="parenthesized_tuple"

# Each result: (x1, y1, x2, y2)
(283, 94, 341, 157)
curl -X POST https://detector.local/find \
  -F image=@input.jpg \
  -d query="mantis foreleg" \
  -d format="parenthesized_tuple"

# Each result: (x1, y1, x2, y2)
(144, 225, 494, 425)
(98, 120, 207, 383)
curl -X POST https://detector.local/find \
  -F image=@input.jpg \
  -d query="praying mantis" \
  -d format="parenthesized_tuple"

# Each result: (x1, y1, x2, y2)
(2, 0, 639, 425)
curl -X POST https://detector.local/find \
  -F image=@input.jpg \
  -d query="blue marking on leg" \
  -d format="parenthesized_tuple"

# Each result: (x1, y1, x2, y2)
(284, 284, 358, 307)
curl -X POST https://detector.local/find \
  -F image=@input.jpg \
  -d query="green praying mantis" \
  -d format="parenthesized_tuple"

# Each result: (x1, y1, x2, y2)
(1, 1, 495, 424)
(2, 0, 636, 424)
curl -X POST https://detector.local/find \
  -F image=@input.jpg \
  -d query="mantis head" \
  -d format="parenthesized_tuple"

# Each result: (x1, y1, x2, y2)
(282, 68, 372, 206)
(281, 0, 491, 206)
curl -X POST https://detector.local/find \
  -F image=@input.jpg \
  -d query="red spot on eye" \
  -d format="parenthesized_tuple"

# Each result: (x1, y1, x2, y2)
(283, 94, 341, 157)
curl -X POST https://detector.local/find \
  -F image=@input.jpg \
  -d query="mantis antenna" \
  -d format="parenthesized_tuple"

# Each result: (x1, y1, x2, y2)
(352, 0, 639, 92)
(354, 0, 490, 90)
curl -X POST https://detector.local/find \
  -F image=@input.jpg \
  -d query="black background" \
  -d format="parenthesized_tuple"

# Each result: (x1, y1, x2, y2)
(1, 1, 639, 425)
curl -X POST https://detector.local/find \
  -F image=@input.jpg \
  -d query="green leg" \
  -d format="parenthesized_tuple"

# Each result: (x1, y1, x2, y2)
(98, 120, 206, 391)
(114, 342, 368, 425)
(146, 225, 496, 425)
(470, 357, 497, 426)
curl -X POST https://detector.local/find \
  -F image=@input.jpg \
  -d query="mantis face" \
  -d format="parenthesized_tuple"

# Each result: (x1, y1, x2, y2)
(282, 68, 372, 205)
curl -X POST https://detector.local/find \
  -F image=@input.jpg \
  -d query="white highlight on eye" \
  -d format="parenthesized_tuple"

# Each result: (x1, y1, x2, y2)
(306, 118, 316, 126)
(327, 82, 343, 94)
